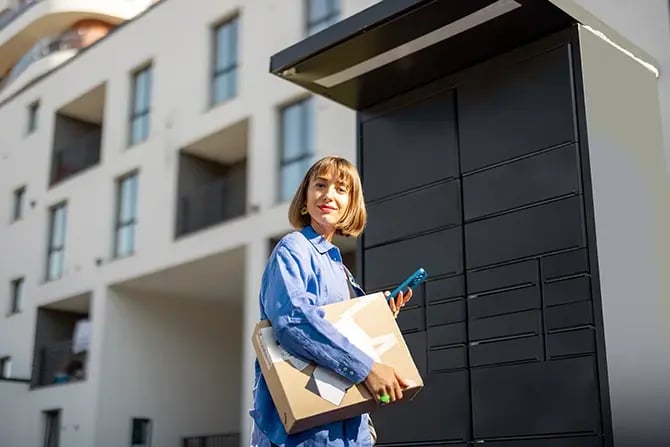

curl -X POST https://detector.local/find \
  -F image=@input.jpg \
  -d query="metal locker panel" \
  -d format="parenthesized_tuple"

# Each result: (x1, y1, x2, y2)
(425, 275, 465, 304)
(459, 45, 577, 173)
(429, 346, 467, 372)
(365, 179, 461, 247)
(463, 144, 581, 221)
(469, 310, 541, 342)
(467, 260, 538, 294)
(465, 196, 585, 269)
(428, 322, 467, 349)
(541, 248, 590, 280)
(396, 306, 425, 333)
(373, 371, 471, 445)
(471, 357, 601, 438)
(427, 299, 466, 327)
(548, 328, 596, 359)
(364, 227, 463, 290)
(470, 335, 543, 367)
(468, 285, 540, 319)
(361, 92, 459, 202)
(481, 436, 601, 447)
(544, 276, 592, 307)
(546, 300, 594, 331)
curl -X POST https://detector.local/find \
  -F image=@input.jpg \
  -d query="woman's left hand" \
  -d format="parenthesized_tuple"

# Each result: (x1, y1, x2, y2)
(385, 289, 412, 318)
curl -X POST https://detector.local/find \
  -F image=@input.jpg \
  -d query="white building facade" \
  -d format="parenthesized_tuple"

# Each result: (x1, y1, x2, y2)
(0, 1, 668, 447)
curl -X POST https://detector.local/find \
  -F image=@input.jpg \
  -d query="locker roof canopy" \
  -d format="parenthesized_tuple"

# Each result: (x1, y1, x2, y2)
(269, 0, 575, 110)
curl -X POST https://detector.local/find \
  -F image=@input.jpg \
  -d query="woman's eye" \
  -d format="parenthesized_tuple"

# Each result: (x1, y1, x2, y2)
(337, 187, 347, 193)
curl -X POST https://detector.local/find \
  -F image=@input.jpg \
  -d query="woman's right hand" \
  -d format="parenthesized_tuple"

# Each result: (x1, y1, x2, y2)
(363, 362, 409, 404)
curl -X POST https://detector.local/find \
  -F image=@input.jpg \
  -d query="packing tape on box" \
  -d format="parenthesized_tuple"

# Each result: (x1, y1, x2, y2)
(260, 296, 399, 406)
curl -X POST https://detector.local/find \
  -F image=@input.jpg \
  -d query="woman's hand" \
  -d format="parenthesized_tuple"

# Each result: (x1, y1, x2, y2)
(385, 288, 412, 318)
(363, 361, 409, 404)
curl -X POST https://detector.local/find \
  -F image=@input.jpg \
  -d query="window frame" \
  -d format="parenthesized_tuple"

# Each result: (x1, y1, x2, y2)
(130, 417, 152, 447)
(9, 277, 24, 315)
(305, 0, 341, 35)
(46, 202, 67, 282)
(211, 15, 239, 106)
(114, 171, 139, 258)
(12, 185, 26, 222)
(43, 409, 61, 447)
(278, 97, 315, 202)
(129, 64, 152, 146)
(0, 356, 11, 379)
(27, 100, 39, 134)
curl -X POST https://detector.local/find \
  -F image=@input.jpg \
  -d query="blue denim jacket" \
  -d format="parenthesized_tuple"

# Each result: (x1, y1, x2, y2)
(249, 225, 374, 447)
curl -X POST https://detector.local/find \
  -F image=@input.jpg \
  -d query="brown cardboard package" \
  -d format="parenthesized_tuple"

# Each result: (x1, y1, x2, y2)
(252, 292, 424, 435)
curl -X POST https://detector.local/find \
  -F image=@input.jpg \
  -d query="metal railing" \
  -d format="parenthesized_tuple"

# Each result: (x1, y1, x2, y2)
(183, 433, 240, 447)
(50, 131, 101, 185)
(0, 0, 40, 32)
(0, 28, 86, 92)
(33, 340, 86, 387)
(176, 177, 246, 237)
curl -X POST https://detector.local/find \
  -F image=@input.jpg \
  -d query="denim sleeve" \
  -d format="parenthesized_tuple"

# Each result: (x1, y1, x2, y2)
(262, 244, 373, 384)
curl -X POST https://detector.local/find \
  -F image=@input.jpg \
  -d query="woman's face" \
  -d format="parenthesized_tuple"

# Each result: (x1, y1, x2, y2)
(306, 171, 350, 236)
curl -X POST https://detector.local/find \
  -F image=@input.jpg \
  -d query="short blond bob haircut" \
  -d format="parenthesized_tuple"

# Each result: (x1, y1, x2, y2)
(288, 156, 367, 237)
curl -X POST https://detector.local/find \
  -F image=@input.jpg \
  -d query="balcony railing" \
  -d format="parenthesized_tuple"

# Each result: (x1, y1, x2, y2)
(183, 433, 240, 447)
(0, 0, 40, 32)
(50, 131, 101, 185)
(33, 340, 87, 387)
(176, 177, 246, 237)
(0, 28, 86, 92)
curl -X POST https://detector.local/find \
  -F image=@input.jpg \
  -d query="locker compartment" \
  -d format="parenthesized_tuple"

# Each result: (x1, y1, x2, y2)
(469, 310, 541, 342)
(470, 335, 542, 367)
(468, 285, 540, 319)
(541, 248, 590, 280)
(361, 92, 459, 202)
(430, 346, 467, 372)
(480, 436, 601, 447)
(471, 357, 601, 438)
(404, 331, 427, 378)
(428, 322, 467, 349)
(364, 227, 463, 290)
(373, 371, 470, 445)
(427, 299, 466, 327)
(459, 45, 577, 173)
(467, 260, 537, 295)
(426, 275, 465, 304)
(544, 275, 591, 307)
(396, 306, 425, 333)
(365, 180, 461, 247)
(548, 328, 596, 358)
(463, 145, 580, 220)
(546, 300, 593, 330)
(465, 196, 585, 269)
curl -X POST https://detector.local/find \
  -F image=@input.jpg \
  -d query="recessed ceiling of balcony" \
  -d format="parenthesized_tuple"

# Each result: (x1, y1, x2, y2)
(42, 291, 91, 313)
(57, 82, 105, 124)
(183, 118, 248, 165)
(112, 246, 245, 303)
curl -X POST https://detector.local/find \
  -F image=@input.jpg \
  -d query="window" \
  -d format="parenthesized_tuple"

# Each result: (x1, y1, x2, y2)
(0, 356, 11, 378)
(115, 172, 139, 258)
(129, 66, 152, 145)
(130, 418, 152, 447)
(212, 17, 239, 105)
(306, 0, 340, 34)
(9, 277, 23, 314)
(12, 186, 26, 222)
(46, 203, 67, 281)
(279, 98, 314, 202)
(43, 410, 61, 447)
(27, 101, 39, 134)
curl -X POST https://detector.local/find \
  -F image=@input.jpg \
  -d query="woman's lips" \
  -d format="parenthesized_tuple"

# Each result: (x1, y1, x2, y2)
(318, 205, 336, 212)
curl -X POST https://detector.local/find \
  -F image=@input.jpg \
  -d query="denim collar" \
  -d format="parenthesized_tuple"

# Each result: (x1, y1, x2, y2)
(301, 225, 337, 255)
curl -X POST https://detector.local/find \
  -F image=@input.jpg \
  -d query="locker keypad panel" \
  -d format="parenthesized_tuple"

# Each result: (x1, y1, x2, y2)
(363, 44, 601, 445)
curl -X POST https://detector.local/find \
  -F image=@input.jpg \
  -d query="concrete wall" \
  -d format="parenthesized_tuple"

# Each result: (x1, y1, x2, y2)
(95, 288, 243, 447)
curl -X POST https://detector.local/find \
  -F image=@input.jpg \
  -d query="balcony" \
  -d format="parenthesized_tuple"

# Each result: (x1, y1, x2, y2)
(50, 83, 105, 186)
(176, 119, 249, 238)
(31, 293, 91, 389)
(0, 23, 108, 99)
(0, 0, 155, 76)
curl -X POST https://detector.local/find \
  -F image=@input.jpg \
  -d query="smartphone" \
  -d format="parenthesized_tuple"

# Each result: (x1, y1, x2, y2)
(386, 268, 428, 301)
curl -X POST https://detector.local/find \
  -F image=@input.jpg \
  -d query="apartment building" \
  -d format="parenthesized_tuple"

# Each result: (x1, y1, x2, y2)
(0, 0, 379, 446)
(1, 0, 669, 447)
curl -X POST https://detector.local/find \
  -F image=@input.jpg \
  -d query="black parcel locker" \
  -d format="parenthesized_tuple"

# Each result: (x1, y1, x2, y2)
(270, 0, 670, 445)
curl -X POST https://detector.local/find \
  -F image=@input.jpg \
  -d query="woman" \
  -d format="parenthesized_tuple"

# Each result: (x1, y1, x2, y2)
(250, 156, 412, 447)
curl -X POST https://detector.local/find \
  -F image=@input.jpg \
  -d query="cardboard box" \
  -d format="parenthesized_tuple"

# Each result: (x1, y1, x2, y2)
(252, 292, 424, 434)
